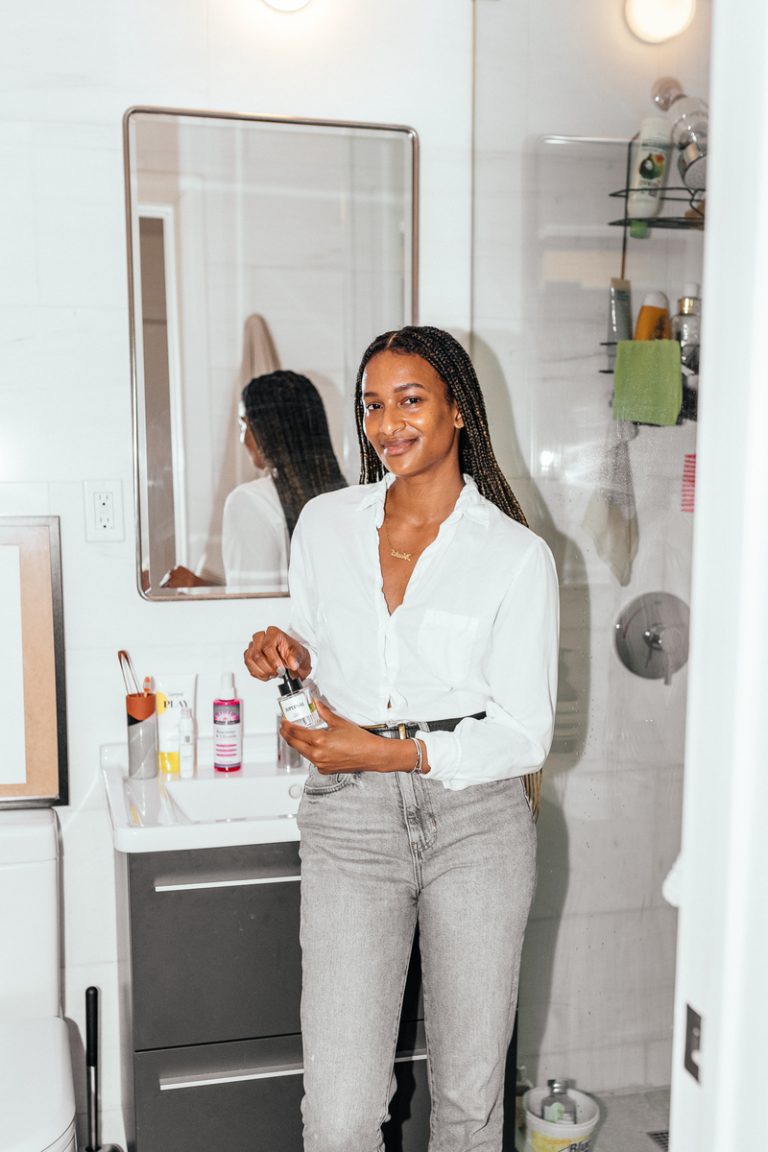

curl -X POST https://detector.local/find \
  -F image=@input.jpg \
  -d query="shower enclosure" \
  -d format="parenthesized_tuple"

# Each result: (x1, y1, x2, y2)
(472, 60, 705, 1147)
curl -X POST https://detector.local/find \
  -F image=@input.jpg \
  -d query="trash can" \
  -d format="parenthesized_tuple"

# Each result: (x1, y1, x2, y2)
(523, 1086, 600, 1152)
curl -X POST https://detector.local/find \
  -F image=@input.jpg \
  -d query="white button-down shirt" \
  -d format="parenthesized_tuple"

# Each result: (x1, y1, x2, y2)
(288, 474, 559, 789)
(222, 476, 289, 593)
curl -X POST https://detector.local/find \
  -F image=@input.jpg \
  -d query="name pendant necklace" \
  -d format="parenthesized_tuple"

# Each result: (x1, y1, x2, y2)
(382, 516, 413, 562)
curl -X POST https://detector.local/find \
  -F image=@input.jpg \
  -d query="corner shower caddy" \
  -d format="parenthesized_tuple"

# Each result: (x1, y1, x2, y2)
(601, 136, 705, 422)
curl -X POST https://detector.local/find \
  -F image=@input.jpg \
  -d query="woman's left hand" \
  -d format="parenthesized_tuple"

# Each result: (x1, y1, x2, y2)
(281, 701, 412, 775)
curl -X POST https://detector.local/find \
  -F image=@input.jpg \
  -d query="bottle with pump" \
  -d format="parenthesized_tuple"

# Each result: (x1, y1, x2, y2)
(178, 707, 196, 779)
(627, 116, 672, 232)
(671, 282, 701, 376)
(213, 673, 242, 772)
(277, 668, 327, 729)
(540, 1079, 577, 1124)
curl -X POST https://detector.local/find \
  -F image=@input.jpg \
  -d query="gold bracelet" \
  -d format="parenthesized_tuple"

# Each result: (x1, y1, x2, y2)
(409, 737, 423, 774)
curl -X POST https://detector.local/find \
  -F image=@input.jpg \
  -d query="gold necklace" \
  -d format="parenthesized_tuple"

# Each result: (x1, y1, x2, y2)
(382, 516, 413, 562)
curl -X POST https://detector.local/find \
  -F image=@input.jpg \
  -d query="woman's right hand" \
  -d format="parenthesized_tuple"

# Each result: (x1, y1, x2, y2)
(243, 626, 312, 682)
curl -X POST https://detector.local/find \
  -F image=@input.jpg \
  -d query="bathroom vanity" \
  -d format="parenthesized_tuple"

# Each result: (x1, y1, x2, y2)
(103, 750, 430, 1152)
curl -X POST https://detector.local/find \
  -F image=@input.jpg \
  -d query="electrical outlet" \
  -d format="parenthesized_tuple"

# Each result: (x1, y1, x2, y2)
(84, 479, 125, 542)
(94, 490, 114, 531)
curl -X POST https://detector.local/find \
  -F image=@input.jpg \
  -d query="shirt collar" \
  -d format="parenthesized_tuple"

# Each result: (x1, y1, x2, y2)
(355, 473, 490, 525)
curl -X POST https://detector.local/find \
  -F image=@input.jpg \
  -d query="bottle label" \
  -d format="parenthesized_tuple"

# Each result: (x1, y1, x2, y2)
(634, 147, 670, 199)
(542, 1101, 576, 1124)
(280, 692, 323, 728)
(214, 703, 240, 725)
(214, 701, 241, 768)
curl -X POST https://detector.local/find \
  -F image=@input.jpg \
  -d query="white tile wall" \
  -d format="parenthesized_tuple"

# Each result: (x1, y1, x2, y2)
(1, 1, 472, 1138)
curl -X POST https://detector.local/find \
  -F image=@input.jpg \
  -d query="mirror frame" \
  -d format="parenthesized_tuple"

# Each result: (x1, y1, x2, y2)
(123, 105, 420, 600)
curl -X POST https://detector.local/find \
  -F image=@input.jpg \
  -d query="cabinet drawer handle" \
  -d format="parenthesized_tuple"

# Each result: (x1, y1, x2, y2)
(159, 1051, 427, 1092)
(154, 874, 300, 893)
(160, 1064, 303, 1091)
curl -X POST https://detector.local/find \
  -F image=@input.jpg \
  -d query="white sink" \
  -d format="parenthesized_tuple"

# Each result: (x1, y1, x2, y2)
(165, 774, 306, 824)
(101, 740, 308, 853)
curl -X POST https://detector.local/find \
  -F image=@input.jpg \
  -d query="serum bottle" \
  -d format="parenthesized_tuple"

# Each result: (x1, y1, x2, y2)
(277, 669, 327, 729)
(213, 673, 242, 772)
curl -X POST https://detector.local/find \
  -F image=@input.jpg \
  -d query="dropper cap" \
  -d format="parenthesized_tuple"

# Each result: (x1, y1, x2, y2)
(277, 666, 303, 696)
(219, 673, 236, 700)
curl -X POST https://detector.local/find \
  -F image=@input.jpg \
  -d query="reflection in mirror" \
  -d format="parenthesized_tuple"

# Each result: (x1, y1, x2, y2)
(164, 371, 348, 592)
(124, 108, 418, 598)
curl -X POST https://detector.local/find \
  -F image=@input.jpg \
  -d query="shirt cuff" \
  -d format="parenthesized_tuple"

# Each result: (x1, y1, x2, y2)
(419, 729, 462, 784)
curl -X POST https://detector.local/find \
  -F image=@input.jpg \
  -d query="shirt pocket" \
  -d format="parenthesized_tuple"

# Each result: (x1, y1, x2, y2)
(416, 609, 480, 687)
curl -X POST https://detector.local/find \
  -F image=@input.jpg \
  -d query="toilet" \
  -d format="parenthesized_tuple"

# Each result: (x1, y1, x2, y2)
(0, 809, 77, 1152)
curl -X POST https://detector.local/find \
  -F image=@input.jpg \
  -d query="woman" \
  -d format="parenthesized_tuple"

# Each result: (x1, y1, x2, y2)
(244, 327, 559, 1152)
(165, 370, 346, 591)
(223, 370, 347, 590)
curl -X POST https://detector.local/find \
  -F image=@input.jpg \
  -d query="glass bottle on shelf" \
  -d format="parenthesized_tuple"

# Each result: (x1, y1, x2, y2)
(671, 282, 701, 377)
(652, 76, 708, 192)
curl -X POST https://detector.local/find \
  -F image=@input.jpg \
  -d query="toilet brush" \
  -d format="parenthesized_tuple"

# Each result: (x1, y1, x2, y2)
(84, 986, 124, 1152)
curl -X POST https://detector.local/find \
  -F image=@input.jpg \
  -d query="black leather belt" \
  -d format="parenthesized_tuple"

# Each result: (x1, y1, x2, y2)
(363, 712, 486, 740)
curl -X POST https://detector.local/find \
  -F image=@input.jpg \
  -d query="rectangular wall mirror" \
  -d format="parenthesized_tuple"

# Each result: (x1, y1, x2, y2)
(124, 107, 418, 599)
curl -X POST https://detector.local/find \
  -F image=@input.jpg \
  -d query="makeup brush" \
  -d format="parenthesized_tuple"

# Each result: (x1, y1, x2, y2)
(117, 650, 140, 696)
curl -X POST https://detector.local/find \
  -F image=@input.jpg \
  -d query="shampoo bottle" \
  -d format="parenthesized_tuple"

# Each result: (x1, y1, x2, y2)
(213, 673, 242, 772)
(627, 116, 672, 236)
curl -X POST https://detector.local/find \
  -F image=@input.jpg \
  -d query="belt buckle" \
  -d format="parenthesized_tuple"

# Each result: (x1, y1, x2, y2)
(396, 722, 408, 740)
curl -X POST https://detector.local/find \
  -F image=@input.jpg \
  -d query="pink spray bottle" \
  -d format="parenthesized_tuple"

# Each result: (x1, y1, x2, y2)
(213, 673, 242, 772)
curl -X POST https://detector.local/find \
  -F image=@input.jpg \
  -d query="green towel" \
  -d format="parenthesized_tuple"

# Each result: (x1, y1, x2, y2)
(613, 339, 682, 426)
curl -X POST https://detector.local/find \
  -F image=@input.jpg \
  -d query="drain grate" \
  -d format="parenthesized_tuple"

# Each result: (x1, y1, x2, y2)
(648, 1133, 669, 1151)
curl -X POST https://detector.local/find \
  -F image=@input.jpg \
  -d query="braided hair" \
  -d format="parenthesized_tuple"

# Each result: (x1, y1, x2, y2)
(353, 326, 527, 525)
(242, 370, 347, 537)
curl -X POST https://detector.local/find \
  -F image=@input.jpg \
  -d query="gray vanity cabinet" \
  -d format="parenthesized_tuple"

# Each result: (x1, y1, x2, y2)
(116, 841, 430, 1152)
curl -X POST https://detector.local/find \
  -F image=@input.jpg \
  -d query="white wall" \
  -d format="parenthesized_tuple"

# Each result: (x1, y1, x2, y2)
(671, 0, 768, 1145)
(473, 0, 712, 1098)
(0, 1, 472, 1140)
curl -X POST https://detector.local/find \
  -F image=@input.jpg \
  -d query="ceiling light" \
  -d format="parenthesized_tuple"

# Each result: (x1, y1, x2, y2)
(624, 0, 696, 43)
(262, 0, 312, 10)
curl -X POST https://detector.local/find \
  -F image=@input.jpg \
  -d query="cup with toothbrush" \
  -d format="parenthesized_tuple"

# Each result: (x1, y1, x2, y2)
(119, 650, 158, 779)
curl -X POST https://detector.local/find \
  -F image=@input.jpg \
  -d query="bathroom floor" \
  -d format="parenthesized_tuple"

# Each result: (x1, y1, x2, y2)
(516, 1087, 670, 1151)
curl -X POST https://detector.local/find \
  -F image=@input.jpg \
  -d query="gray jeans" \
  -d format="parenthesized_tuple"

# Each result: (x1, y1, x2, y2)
(297, 763, 537, 1152)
